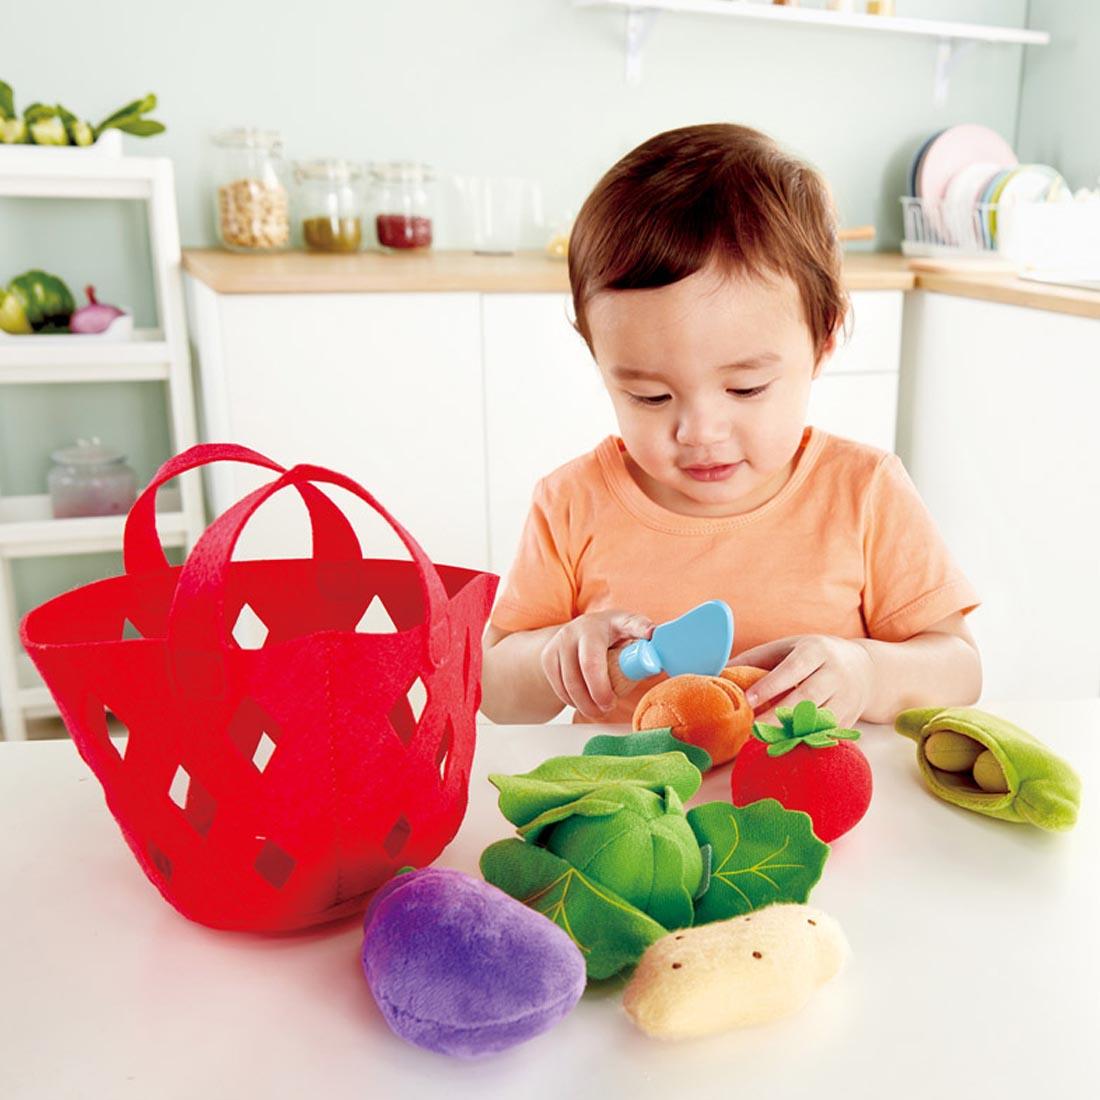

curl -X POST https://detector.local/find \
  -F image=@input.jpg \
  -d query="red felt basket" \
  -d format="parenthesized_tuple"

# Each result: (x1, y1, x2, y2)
(21, 444, 498, 933)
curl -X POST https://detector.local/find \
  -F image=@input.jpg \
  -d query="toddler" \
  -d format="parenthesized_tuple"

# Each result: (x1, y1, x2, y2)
(481, 123, 981, 728)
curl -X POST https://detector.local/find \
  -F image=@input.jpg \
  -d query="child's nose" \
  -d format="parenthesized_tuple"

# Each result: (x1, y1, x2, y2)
(675, 404, 731, 448)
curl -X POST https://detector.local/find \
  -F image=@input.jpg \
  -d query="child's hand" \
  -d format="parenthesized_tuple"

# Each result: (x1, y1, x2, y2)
(731, 634, 875, 730)
(541, 609, 655, 718)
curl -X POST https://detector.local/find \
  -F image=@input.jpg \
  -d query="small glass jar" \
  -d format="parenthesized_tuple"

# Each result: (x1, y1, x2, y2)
(48, 439, 138, 519)
(295, 159, 364, 253)
(369, 162, 435, 251)
(211, 128, 291, 252)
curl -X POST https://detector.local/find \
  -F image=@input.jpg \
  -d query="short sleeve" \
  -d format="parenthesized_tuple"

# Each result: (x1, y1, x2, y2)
(862, 453, 980, 642)
(490, 479, 578, 633)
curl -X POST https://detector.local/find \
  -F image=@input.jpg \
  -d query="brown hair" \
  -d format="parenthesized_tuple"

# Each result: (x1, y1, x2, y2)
(568, 123, 849, 363)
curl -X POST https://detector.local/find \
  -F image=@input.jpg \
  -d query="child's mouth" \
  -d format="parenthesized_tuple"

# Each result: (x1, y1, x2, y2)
(682, 462, 741, 482)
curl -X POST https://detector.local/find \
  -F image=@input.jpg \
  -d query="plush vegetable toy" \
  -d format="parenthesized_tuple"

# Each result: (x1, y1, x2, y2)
(896, 706, 1081, 832)
(480, 736, 830, 978)
(632, 665, 768, 767)
(623, 903, 849, 1039)
(731, 700, 873, 842)
(361, 867, 586, 1058)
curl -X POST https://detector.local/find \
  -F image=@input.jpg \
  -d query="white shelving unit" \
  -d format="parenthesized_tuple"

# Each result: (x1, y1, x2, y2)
(574, 0, 1050, 104)
(0, 145, 205, 741)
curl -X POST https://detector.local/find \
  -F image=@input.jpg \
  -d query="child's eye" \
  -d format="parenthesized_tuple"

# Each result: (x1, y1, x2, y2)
(728, 385, 769, 399)
(628, 393, 671, 407)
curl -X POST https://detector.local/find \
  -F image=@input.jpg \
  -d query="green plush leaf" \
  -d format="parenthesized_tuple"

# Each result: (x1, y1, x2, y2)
(0, 81, 14, 120)
(804, 733, 838, 748)
(767, 739, 802, 757)
(648, 829, 697, 929)
(583, 727, 712, 773)
(489, 752, 702, 829)
(518, 794, 625, 845)
(753, 722, 787, 744)
(832, 728, 861, 741)
(775, 706, 794, 723)
(480, 838, 667, 979)
(813, 708, 839, 732)
(686, 799, 829, 925)
(792, 700, 817, 737)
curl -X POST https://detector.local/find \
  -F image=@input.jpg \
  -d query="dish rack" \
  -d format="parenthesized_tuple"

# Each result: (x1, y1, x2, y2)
(902, 195, 1100, 278)
(900, 196, 999, 257)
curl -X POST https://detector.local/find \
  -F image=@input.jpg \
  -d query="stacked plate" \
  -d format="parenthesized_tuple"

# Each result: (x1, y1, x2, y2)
(906, 124, 1068, 251)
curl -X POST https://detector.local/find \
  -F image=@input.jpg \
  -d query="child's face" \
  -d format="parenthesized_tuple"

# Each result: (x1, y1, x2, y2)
(588, 259, 836, 517)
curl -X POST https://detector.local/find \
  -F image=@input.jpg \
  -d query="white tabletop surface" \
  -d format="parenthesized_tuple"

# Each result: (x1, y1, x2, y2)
(1, 699, 1098, 1099)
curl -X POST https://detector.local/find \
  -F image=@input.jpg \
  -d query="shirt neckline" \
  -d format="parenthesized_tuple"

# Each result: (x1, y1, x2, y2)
(595, 426, 827, 534)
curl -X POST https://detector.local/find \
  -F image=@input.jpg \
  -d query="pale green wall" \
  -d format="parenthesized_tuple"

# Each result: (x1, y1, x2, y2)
(0, 0, 1050, 612)
(1018, 0, 1100, 185)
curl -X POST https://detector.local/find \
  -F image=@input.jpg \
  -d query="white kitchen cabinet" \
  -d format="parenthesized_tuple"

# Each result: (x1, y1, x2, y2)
(897, 290, 1100, 700)
(185, 280, 488, 573)
(483, 291, 904, 577)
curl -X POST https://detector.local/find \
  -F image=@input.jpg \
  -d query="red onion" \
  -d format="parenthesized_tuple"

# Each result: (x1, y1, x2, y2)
(69, 285, 125, 334)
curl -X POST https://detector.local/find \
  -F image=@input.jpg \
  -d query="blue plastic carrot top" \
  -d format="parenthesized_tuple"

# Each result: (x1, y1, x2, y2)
(618, 599, 735, 680)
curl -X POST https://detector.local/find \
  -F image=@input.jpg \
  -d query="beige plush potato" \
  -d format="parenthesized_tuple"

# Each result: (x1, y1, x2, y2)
(623, 904, 849, 1038)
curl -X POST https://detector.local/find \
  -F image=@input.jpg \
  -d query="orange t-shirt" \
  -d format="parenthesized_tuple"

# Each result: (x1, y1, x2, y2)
(491, 426, 980, 725)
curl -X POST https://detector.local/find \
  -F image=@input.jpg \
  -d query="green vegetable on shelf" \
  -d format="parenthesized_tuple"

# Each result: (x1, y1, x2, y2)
(5, 271, 76, 332)
(0, 81, 165, 145)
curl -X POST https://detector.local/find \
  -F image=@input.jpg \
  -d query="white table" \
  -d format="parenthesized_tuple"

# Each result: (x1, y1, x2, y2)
(2, 700, 1097, 1099)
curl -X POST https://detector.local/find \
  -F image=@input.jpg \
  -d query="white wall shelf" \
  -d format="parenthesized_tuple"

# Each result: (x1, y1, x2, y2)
(0, 150, 205, 741)
(574, 0, 1049, 104)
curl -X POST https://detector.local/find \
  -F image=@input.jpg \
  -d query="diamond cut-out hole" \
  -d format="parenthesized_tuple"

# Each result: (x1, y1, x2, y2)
(355, 594, 397, 634)
(254, 841, 295, 889)
(147, 841, 173, 881)
(168, 765, 216, 836)
(383, 816, 412, 859)
(436, 718, 454, 783)
(407, 677, 427, 723)
(121, 617, 143, 640)
(104, 708, 129, 759)
(252, 731, 276, 773)
(231, 603, 269, 649)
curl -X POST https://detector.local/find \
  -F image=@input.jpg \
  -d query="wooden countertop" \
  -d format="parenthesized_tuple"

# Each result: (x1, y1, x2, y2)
(181, 248, 1100, 320)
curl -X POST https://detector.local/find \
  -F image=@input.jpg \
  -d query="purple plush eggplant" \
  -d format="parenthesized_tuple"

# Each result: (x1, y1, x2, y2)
(361, 867, 586, 1058)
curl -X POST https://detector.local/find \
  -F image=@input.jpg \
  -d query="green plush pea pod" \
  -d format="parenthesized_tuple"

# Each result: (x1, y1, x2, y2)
(896, 706, 1082, 831)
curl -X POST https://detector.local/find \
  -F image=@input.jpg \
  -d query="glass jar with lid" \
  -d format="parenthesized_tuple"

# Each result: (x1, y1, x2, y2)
(47, 439, 138, 518)
(211, 128, 291, 252)
(294, 159, 364, 253)
(369, 162, 435, 251)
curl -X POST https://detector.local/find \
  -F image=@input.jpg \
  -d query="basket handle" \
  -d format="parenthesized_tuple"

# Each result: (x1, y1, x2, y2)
(165, 462, 453, 694)
(124, 443, 361, 573)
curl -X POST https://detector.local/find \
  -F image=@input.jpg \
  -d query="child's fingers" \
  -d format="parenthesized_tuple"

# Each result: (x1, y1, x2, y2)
(542, 648, 572, 711)
(746, 644, 826, 710)
(577, 632, 615, 712)
(755, 668, 834, 722)
(732, 637, 796, 670)
(560, 646, 605, 718)
(608, 612, 654, 644)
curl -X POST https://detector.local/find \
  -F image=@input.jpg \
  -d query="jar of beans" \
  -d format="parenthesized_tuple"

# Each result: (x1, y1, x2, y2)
(212, 128, 292, 252)
(369, 162, 435, 251)
(294, 159, 364, 253)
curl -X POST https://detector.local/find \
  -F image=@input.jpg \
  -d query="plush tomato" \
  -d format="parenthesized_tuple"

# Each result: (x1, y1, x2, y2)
(729, 700, 872, 842)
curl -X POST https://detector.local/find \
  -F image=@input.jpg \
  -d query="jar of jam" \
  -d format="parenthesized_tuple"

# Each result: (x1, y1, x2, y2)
(211, 128, 291, 252)
(369, 162, 435, 251)
(294, 158, 364, 253)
